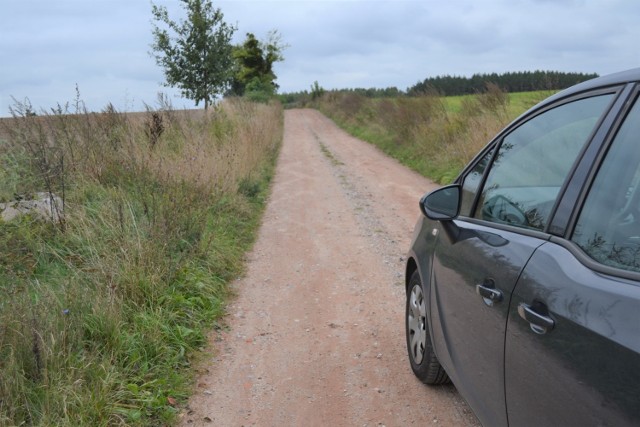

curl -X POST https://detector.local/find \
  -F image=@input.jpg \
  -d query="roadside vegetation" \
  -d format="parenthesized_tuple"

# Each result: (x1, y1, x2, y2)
(0, 97, 282, 426)
(279, 71, 595, 182)
(313, 86, 553, 183)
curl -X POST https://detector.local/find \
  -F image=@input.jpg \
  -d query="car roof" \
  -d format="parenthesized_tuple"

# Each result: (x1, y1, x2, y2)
(504, 68, 640, 127)
(545, 67, 640, 104)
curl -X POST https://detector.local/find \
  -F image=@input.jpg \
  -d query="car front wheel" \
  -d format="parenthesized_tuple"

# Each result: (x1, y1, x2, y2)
(406, 270, 450, 385)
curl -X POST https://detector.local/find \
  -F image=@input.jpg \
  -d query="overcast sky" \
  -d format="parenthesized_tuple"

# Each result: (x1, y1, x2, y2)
(1, 0, 639, 115)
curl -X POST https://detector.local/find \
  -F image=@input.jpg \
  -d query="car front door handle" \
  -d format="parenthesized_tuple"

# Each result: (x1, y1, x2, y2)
(476, 280, 502, 306)
(518, 303, 555, 334)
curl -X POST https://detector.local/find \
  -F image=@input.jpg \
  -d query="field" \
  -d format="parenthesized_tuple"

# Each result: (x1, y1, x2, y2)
(441, 90, 555, 116)
(316, 89, 554, 183)
(0, 99, 282, 426)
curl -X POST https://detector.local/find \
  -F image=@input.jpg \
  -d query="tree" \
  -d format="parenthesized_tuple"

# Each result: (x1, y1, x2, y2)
(151, 0, 236, 109)
(310, 81, 325, 100)
(229, 31, 286, 97)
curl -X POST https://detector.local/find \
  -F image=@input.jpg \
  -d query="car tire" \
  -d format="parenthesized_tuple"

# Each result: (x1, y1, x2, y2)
(406, 270, 450, 385)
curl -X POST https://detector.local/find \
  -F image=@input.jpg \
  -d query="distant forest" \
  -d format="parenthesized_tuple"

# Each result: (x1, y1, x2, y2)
(408, 71, 599, 96)
(278, 70, 600, 105)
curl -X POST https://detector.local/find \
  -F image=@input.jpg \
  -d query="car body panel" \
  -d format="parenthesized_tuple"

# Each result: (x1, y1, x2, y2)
(429, 219, 546, 426)
(505, 241, 640, 426)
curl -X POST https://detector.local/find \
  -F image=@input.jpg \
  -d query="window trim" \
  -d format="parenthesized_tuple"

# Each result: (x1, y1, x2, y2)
(561, 85, 640, 277)
(458, 147, 497, 218)
(550, 236, 640, 283)
(458, 217, 553, 242)
(567, 84, 640, 239)
(550, 84, 635, 236)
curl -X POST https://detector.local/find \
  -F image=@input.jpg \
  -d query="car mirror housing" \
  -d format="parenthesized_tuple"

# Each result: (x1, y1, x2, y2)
(420, 184, 461, 221)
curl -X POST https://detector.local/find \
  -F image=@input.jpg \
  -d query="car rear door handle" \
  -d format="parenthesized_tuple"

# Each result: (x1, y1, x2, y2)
(518, 302, 555, 335)
(476, 280, 502, 306)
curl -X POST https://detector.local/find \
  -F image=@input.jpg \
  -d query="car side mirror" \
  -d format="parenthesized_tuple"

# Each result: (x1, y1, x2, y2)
(420, 184, 461, 221)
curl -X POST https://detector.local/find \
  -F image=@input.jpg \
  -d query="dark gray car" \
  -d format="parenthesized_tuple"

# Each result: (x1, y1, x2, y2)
(405, 68, 640, 426)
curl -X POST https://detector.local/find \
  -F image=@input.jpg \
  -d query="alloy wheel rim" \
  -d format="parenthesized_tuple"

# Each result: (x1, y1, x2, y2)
(408, 284, 427, 365)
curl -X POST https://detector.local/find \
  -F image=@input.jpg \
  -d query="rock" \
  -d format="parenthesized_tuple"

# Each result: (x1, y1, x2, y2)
(0, 192, 64, 224)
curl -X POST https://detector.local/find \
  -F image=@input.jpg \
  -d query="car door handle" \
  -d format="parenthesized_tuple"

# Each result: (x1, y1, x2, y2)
(518, 303, 555, 335)
(476, 281, 502, 306)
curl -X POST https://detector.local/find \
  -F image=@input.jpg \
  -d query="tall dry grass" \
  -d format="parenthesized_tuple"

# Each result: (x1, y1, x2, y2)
(317, 84, 544, 183)
(0, 97, 282, 426)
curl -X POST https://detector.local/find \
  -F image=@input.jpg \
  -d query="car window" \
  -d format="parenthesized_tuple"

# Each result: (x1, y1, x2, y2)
(572, 95, 640, 272)
(460, 149, 494, 217)
(474, 94, 614, 231)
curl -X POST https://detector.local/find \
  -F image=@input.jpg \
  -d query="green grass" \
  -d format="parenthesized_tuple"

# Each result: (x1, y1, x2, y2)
(319, 142, 343, 166)
(441, 90, 551, 115)
(0, 99, 282, 426)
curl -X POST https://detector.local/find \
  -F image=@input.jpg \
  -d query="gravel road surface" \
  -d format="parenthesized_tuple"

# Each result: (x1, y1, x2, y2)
(181, 109, 480, 426)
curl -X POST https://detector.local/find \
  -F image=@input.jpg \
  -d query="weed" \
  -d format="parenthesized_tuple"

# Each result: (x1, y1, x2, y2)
(145, 112, 164, 149)
(314, 130, 343, 166)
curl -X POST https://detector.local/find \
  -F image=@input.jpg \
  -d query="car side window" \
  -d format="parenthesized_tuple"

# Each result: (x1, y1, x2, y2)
(572, 96, 640, 272)
(474, 94, 614, 231)
(460, 149, 494, 217)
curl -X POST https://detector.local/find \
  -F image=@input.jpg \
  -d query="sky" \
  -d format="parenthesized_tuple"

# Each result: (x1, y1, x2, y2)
(1, 0, 639, 115)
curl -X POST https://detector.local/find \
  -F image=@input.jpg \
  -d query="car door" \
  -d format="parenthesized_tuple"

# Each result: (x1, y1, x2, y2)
(505, 90, 640, 426)
(429, 92, 616, 427)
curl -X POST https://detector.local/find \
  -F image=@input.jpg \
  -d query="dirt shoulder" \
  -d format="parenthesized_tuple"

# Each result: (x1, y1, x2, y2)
(180, 109, 479, 426)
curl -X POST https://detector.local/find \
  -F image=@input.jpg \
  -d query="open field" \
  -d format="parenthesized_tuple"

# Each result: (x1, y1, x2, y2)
(442, 90, 556, 115)
(0, 99, 282, 426)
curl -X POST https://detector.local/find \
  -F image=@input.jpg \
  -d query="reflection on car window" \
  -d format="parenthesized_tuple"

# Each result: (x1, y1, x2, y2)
(460, 149, 494, 217)
(573, 96, 640, 272)
(474, 94, 614, 231)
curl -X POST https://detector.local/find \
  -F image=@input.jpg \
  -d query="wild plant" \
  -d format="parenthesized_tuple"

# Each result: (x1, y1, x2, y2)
(0, 96, 282, 425)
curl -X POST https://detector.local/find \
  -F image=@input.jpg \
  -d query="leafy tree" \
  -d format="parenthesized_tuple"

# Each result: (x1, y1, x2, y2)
(151, 0, 236, 109)
(310, 81, 325, 100)
(229, 31, 286, 97)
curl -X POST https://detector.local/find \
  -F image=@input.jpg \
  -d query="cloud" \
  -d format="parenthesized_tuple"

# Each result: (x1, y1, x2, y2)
(1, 0, 639, 114)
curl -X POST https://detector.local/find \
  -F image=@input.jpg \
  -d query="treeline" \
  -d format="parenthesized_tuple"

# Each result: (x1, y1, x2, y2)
(326, 87, 404, 98)
(279, 70, 598, 107)
(408, 71, 599, 96)
(278, 86, 402, 106)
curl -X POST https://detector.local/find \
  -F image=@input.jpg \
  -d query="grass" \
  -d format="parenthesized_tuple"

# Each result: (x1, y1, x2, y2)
(0, 97, 282, 426)
(316, 87, 553, 183)
(319, 142, 343, 166)
(441, 90, 553, 116)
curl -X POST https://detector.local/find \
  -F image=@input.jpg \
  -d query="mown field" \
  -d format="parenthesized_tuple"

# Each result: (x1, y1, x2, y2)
(315, 88, 554, 183)
(0, 99, 282, 426)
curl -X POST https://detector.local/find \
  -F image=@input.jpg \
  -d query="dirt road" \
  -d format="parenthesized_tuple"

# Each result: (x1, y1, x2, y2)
(181, 109, 480, 426)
